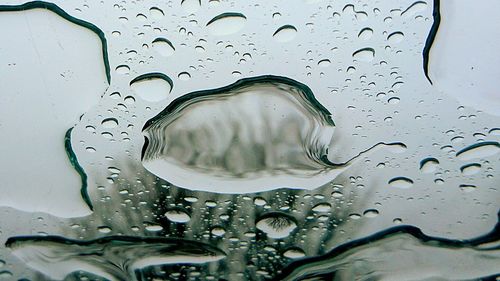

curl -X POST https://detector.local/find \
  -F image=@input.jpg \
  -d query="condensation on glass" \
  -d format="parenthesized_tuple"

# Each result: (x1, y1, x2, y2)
(0, 0, 499, 280)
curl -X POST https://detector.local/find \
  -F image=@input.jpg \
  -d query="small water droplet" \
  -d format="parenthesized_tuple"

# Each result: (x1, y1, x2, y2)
(101, 118, 118, 128)
(256, 212, 297, 239)
(283, 247, 305, 259)
(152, 38, 175, 57)
(460, 163, 481, 175)
(206, 13, 246, 36)
(420, 157, 439, 173)
(273, 25, 298, 42)
(456, 141, 500, 161)
(389, 177, 414, 189)
(165, 209, 191, 223)
(387, 31, 404, 44)
(352, 47, 375, 62)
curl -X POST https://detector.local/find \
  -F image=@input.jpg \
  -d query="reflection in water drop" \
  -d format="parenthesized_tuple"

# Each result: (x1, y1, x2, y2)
(130, 73, 173, 102)
(6, 235, 226, 281)
(206, 13, 246, 36)
(273, 25, 298, 42)
(256, 212, 297, 239)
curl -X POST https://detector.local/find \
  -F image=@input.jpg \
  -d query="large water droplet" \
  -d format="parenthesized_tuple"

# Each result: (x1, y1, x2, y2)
(206, 13, 246, 36)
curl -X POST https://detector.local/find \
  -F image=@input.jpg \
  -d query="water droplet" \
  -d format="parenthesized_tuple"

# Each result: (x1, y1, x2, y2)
(145, 225, 163, 231)
(211, 226, 226, 236)
(97, 226, 112, 233)
(256, 212, 297, 239)
(273, 25, 298, 42)
(283, 247, 305, 259)
(459, 184, 477, 192)
(181, 0, 201, 13)
(149, 7, 164, 20)
(387, 31, 404, 44)
(178, 72, 191, 81)
(116, 65, 130, 74)
(165, 208, 191, 223)
(130, 73, 173, 102)
(101, 118, 118, 128)
(456, 141, 500, 161)
(312, 203, 331, 212)
(401, 1, 428, 17)
(460, 163, 481, 175)
(254, 197, 267, 206)
(389, 177, 414, 189)
(358, 28, 373, 40)
(317, 59, 331, 67)
(206, 13, 246, 36)
(363, 209, 379, 218)
(420, 157, 439, 173)
(352, 47, 375, 62)
(152, 38, 175, 57)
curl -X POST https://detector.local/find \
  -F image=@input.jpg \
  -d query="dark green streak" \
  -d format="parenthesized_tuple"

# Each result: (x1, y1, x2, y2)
(65, 128, 93, 211)
(423, 0, 441, 85)
(0, 1, 111, 84)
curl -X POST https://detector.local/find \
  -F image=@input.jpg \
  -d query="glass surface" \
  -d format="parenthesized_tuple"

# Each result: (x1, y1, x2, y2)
(0, 0, 499, 280)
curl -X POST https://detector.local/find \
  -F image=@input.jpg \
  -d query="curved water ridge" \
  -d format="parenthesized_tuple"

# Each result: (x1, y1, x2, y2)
(142, 75, 399, 193)
(6, 235, 226, 281)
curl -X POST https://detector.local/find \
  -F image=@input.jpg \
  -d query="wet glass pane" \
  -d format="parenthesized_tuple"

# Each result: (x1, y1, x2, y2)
(0, 0, 499, 280)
